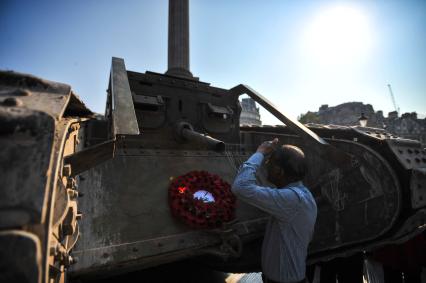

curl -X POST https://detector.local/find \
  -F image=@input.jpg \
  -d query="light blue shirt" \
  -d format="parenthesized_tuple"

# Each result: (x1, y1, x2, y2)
(232, 152, 317, 282)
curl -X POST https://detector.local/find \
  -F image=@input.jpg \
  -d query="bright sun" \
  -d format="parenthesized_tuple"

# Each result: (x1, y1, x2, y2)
(304, 5, 372, 64)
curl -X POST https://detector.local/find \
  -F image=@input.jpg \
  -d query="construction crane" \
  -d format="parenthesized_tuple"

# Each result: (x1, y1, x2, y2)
(387, 83, 400, 115)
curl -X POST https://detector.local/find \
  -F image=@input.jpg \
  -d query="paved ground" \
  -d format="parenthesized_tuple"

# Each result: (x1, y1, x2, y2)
(73, 261, 264, 283)
(226, 273, 263, 283)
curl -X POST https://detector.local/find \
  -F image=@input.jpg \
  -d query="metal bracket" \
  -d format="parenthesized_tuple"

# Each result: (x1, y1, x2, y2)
(230, 84, 328, 146)
(63, 139, 115, 176)
(230, 84, 355, 168)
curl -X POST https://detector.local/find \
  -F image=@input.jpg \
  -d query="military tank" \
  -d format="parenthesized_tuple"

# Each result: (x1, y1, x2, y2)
(1, 1, 425, 282)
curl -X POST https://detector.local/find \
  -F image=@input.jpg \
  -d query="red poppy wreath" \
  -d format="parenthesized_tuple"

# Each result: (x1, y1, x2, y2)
(169, 171, 236, 229)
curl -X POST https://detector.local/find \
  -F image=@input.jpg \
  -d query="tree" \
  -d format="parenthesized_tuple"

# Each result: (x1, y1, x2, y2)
(298, 112, 320, 124)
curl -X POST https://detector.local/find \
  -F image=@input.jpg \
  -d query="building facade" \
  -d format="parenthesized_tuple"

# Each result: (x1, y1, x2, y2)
(299, 102, 426, 146)
(240, 98, 261, 126)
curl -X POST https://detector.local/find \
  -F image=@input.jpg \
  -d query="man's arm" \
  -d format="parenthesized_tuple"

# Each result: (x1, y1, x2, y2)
(232, 152, 299, 220)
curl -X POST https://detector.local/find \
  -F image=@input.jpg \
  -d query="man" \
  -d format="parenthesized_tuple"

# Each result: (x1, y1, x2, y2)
(232, 138, 317, 283)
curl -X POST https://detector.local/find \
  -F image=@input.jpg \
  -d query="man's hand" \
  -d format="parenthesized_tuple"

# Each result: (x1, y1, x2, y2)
(256, 138, 279, 155)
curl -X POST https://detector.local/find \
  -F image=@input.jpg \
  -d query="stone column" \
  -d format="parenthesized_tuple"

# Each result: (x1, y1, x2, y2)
(166, 0, 193, 78)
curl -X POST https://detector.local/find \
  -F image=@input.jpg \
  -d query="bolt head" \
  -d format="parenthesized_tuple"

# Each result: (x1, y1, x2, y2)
(63, 165, 72, 177)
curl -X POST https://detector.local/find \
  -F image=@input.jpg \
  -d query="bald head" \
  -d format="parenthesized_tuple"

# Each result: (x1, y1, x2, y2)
(271, 145, 307, 183)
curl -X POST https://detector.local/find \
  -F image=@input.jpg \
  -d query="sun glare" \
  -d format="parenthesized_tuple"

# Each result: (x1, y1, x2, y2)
(303, 5, 373, 65)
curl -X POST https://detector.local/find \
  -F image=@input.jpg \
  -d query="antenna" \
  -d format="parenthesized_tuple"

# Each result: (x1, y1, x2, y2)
(387, 84, 400, 115)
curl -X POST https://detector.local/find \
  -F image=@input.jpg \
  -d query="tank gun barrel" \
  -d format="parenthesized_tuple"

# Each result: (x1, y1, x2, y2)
(177, 122, 225, 152)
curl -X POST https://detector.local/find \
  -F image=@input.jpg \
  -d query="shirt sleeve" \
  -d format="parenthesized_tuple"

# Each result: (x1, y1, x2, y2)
(231, 152, 300, 221)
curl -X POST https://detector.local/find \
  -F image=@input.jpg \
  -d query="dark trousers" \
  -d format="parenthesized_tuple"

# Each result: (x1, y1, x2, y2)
(261, 273, 306, 283)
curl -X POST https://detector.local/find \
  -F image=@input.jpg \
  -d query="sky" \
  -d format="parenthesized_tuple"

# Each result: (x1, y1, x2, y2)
(1, 0, 425, 124)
